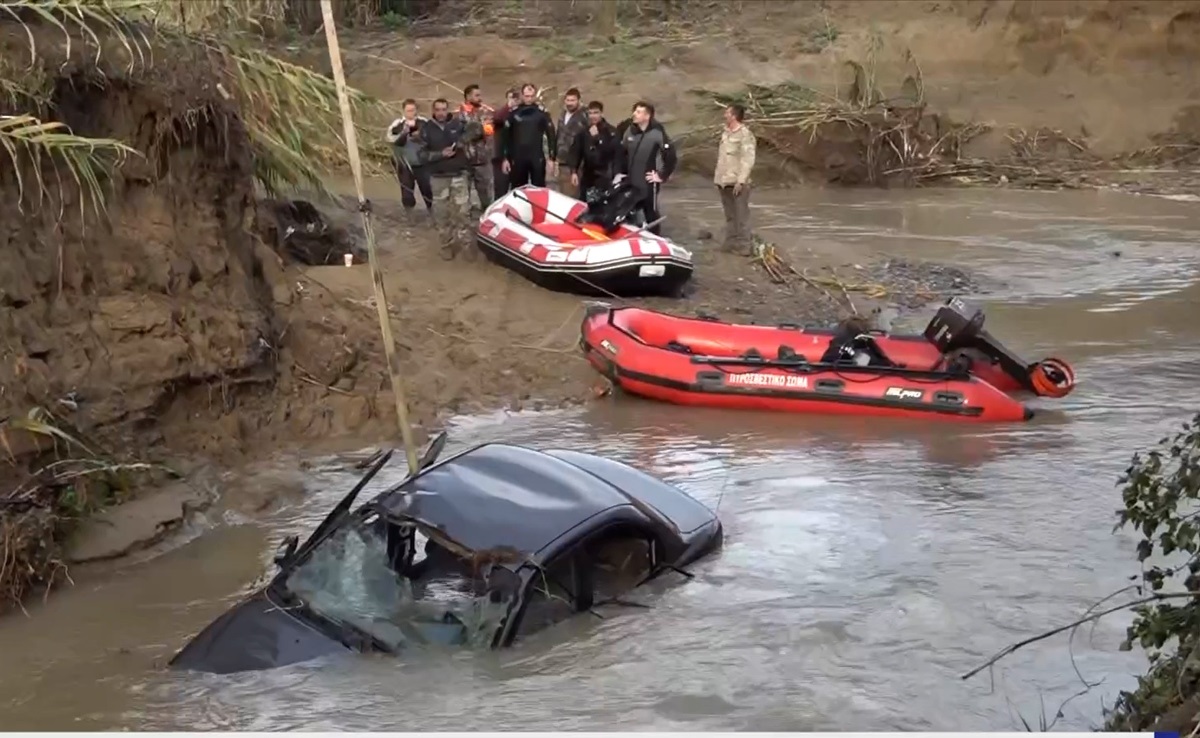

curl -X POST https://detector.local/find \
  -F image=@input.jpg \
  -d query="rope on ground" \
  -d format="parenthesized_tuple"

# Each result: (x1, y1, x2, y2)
(425, 327, 580, 355)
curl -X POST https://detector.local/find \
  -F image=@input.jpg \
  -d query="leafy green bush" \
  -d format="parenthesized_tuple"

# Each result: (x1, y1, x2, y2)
(1107, 412, 1200, 730)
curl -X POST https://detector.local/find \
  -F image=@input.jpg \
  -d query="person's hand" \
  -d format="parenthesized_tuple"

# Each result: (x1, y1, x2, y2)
(589, 124, 599, 136)
(501, 160, 511, 174)
(612, 173, 626, 184)
(549, 161, 558, 178)
(645, 170, 663, 184)
(570, 172, 579, 187)
(733, 182, 743, 195)
(441, 146, 456, 157)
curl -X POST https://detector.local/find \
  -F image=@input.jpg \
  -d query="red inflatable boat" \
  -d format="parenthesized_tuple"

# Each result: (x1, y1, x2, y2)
(579, 297, 1076, 423)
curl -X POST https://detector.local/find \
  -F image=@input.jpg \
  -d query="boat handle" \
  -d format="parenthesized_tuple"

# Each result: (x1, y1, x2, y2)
(816, 379, 845, 392)
(932, 390, 965, 404)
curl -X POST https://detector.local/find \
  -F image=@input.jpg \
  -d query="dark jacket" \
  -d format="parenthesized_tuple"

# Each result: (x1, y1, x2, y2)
(555, 108, 588, 164)
(491, 105, 514, 162)
(499, 103, 557, 163)
(616, 119, 678, 192)
(417, 115, 470, 177)
(568, 118, 620, 179)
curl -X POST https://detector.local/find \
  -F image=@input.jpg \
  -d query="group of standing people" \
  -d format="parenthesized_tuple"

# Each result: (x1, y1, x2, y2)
(386, 81, 757, 256)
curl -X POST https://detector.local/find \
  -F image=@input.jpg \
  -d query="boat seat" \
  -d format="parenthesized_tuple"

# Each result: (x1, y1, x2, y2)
(777, 345, 805, 363)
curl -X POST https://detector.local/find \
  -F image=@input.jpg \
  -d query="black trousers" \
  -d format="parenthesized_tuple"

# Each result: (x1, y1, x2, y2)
(492, 160, 509, 199)
(634, 183, 662, 235)
(579, 169, 610, 200)
(396, 159, 432, 210)
(509, 157, 546, 189)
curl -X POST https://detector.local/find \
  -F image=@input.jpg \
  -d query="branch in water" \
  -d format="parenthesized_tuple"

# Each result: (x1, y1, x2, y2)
(961, 592, 1200, 681)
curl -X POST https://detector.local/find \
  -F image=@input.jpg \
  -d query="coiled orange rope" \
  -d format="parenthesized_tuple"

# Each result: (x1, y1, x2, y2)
(1029, 357, 1076, 398)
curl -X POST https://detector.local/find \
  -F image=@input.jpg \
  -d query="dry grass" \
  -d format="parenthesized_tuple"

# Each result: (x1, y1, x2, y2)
(1, 0, 393, 214)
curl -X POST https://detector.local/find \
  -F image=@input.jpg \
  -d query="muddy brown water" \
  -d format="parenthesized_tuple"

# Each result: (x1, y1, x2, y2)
(2, 186, 1199, 730)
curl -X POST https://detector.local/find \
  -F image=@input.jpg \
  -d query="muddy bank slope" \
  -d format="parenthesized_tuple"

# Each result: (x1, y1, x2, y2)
(0, 22, 281, 607)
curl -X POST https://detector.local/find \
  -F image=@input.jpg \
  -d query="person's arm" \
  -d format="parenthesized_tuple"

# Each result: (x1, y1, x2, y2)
(542, 110, 558, 163)
(568, 129, 586, 173)
(738, 129, 757, 185)
(498, 118, 512, 162)
(657, 127, 678, 181)
(385, 118, 408, 144)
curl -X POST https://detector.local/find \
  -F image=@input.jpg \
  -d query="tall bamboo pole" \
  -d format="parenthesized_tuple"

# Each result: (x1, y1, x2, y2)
(319, 0, 420, 475)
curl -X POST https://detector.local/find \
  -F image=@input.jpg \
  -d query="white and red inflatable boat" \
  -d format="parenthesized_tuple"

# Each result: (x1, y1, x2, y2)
(475, 186, 694, 297)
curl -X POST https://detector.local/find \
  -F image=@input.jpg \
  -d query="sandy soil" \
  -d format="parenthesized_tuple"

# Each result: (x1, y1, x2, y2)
(5, 0, 1200, 609)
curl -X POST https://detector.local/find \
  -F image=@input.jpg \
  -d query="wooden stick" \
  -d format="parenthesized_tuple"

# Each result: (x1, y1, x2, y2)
(319, 0, 421, 476)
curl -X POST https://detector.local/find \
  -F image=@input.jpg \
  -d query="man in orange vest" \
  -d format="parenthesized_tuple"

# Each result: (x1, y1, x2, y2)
(459, 83, 496, 212)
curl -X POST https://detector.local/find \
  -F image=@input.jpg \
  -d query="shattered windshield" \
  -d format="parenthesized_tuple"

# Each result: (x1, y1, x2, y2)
(282, 511, 513, 651)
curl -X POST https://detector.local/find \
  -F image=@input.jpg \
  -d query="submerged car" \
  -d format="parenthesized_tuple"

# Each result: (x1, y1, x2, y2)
(169, 434, 723, 674)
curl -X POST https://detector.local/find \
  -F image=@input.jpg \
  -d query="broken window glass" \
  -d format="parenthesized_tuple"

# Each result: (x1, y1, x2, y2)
(283, 515, 512, 651)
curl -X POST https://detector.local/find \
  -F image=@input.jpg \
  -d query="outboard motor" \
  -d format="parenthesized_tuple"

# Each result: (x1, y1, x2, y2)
(923, 296, 987, 354)
(923, 296, 1076, 397)
(578, 181, 643, 234)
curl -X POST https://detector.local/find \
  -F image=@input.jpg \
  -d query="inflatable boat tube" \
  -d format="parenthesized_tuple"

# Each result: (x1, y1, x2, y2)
(475, 186, 694, 298)
(580, 305, 1049, 423)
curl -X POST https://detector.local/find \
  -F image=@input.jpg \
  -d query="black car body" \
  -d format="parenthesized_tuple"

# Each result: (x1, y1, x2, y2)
(169, 437, 723, 674)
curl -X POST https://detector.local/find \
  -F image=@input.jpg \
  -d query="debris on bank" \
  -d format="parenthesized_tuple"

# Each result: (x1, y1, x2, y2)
(694, 71, 1200, 192)
(749, 236, 979, 316)
(0, 408, 177, 609)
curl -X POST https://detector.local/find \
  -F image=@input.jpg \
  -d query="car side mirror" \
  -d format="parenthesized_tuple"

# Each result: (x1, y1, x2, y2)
(274, 534, 299, 568)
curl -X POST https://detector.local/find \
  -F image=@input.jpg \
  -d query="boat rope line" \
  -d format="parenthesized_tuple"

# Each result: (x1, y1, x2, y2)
(696, 357, 970, 387)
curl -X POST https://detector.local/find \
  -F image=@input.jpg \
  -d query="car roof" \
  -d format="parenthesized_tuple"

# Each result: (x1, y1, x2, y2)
(541, 449, 716, 536)
(376, 443, 690, 559)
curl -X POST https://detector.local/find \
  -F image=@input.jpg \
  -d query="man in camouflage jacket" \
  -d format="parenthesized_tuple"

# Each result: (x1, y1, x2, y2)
(458, 83, 494, 212)
(554, 87, 588, 198)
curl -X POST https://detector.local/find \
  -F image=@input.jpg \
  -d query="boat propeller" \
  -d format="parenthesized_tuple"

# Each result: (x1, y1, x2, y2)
(1029, 357, 1077, 398)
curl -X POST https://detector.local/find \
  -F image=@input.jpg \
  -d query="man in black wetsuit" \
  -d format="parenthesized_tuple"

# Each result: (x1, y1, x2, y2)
(614, 101, 677, 235)
(568, 100, 620, 203)
(490, 87, 519, 198)
(499, 83, 557, 189)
